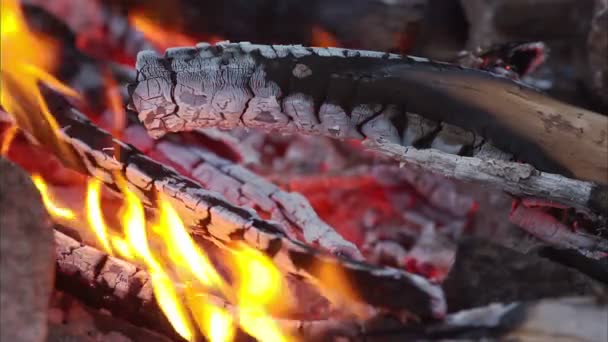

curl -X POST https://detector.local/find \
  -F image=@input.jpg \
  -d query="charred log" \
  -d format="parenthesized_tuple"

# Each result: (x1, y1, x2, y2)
(127, 42, 608, 215)
(54, 230, 608, 341)
(4, 83, 445, 318)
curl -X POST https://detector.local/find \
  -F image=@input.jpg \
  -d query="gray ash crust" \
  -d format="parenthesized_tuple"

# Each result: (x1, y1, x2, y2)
(43, 84, 445, 318)
(131, 43, 572, 179)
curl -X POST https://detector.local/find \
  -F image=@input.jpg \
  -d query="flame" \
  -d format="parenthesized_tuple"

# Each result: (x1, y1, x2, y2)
(1, 124, 19, 156)
(1, 0, 80, 166)
(77, 179, 289, 341)
(311, 26, 340, 48)
(86, 178, 112, 254)
(31, 174, 76, 220)
(129, 13, 199, 51)
(116, 180, 195, 341)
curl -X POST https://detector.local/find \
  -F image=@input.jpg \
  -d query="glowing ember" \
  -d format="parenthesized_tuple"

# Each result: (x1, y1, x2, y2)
(31, 174, 76, 220)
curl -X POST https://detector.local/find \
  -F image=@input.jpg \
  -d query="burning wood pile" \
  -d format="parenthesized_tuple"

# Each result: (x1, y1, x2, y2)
(1, 0, 607, 341)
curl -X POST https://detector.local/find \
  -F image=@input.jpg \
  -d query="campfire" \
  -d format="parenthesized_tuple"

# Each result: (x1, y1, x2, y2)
(1, 0, 607, 341)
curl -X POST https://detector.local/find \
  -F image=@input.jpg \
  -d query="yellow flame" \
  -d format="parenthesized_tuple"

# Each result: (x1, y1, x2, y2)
(31, 174, 76, 220)
(65, 176, 293, 341)
(86, 179, 112, 254)
(232, 245, 292, 342)
(1, 0, 80, 167)
(155, 196, 225, 288)
(116, 182, 194, 341)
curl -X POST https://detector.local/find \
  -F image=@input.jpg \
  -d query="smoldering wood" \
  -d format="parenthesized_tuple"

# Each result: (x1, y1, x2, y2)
(54, 230, 607, 341)
(128, 42, 608, 216)
(7, 84, 445, 318)
(53, 230, 389, 341)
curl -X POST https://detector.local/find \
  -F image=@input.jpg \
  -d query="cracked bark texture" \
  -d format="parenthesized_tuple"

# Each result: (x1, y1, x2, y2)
(128, 42, 608, 217)
(54, 230, 608, 341)
(11, 84, 445, 318)
(127, 124, 362, 255)
(0, 158, 55, 342)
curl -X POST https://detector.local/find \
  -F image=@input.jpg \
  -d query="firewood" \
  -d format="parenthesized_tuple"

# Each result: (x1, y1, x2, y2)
(54, 230, 608, 341)
(7, 84, 445, 319)
(127, 42, 608, 215)
(0, 158, 55, 342)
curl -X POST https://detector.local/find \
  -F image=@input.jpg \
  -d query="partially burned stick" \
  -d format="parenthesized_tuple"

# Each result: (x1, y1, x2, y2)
(128, 42, 608, 216)
(10, 83, 445, 318)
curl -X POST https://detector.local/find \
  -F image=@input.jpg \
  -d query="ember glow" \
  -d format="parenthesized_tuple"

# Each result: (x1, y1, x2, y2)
(129, 12, 199, 51)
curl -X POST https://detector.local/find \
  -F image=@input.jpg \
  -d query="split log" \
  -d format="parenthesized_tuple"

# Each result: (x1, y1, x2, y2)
(4, 82, 445, 319)
(128, 42, 608, 215)
(0, 158, 56, 342)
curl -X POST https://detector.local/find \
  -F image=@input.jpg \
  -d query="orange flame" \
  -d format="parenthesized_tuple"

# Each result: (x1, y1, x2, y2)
(31, 174, 76, 220)
(1, 0, 80, 167)
(70, 176, 291, 341)
(129, 13, 198, 51)
(1, 124, 19, 156)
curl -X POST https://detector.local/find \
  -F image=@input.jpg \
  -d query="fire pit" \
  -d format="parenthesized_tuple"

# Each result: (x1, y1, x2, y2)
(1, 0, 607, 341)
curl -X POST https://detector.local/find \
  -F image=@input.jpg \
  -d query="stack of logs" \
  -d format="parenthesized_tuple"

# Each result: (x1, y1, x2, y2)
(1, 0, 607, 341)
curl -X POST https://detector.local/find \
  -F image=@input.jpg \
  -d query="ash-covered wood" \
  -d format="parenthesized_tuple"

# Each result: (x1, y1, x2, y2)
(55, 230, 606, 341)
(0, 158, 55, 342)
(136, 133, 362, 254)
(10, 85, 445, 318)
(128, 42, 608, 215)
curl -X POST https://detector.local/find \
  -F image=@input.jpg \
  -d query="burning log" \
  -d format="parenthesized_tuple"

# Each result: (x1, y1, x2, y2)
(4, 82, 445, 318)
(54, 228, 607, 341)
(127, 42, 608, 217)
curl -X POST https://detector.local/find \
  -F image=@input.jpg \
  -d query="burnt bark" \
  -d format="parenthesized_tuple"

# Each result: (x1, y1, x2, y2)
(55, 230, 607, 341)
(128, 42, 608, 216)
(6, 84, 445, 318)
